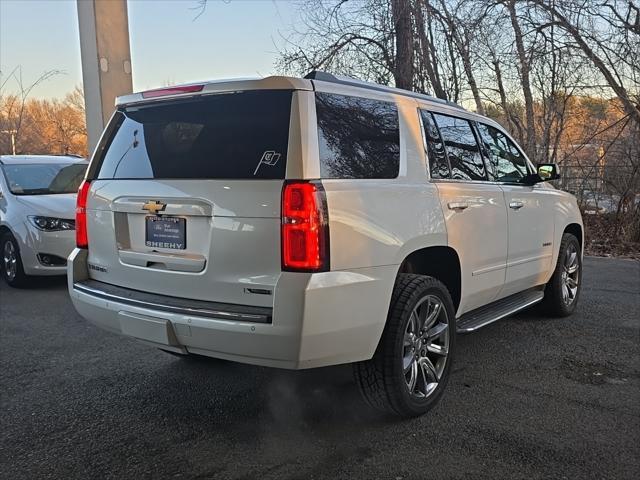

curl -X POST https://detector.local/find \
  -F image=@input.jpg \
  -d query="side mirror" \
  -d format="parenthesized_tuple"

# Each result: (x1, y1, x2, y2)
(537, 163, 561, 181)
(522, 163, 561, 185)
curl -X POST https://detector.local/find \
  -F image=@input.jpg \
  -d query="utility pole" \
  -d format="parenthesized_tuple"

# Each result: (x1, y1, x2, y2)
(0, 129, 17, 155)
(76, 0, 133, 155)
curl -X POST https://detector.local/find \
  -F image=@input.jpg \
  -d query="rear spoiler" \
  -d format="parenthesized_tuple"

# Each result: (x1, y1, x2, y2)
(115, 76, 312, 107)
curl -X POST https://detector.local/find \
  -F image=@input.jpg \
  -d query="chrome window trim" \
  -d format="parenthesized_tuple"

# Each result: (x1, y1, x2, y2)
(417, 106, 537, 186)
(418, 108, 454, 180)
(430, 111, 489, 182)
(429, 178, 541, 188)
(417, 108, 429, 177)
(474, 120, 535, 177)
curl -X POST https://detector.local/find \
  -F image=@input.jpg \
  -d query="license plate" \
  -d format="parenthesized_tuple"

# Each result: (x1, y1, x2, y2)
(145, 216, 186, 249)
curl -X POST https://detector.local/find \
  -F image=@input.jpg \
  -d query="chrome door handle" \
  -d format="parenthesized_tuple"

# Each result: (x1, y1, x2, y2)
(509, 201, 524, 210)
(448, 202, 469, 211)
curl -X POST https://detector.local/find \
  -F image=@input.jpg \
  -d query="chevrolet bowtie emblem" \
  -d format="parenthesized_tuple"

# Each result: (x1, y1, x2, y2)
(142, 200, 167, 214)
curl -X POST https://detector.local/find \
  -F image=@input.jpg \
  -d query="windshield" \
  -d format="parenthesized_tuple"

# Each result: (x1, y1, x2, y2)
(2, 163, 87, 195)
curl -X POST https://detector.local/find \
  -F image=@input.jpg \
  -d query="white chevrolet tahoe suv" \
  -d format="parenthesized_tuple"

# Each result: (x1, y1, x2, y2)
(68, 72, 583, 417)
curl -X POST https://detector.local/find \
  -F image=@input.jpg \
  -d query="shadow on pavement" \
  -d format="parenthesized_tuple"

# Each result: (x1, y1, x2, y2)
(148, 355, 393, 430)
(10, 275, 68, 290)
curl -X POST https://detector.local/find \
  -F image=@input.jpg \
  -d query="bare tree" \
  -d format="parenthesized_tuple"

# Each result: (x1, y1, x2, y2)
(391, 0, 414, 89)
(503, 0, 538, 159)
(531, 0, 640, 125)
(412, 0, 448, 98)
(0, 66, 62, 154)
(426, 0, 487, 114)
(273, 0, 638, 254)
(0, 72, 86, 157)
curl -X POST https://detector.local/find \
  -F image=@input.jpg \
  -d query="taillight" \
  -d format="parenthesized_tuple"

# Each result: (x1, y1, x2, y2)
(281, 181, 330, 272)
(141, 84, 204, 98)
(76, 180, 91, 248)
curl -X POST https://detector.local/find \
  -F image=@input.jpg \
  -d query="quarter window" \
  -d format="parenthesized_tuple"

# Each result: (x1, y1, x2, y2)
(420, 110, 450, 179)
(316, 93, 400, 179)
(432, 113, 487, 181)
(476, 123, 528, 182)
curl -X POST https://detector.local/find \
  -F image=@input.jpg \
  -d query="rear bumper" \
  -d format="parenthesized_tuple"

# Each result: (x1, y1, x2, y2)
(73, 280, 273, 323)
(68, 248, 397, 369)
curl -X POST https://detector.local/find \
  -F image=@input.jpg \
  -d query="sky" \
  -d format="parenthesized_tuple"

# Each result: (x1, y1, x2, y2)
(0, 0, 300, 99)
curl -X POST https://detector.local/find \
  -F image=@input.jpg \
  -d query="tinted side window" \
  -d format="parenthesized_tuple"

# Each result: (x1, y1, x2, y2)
(316, 93, 400, 179)
(96, 90, 292, 180)
(477, 123, 528, 182)
(420, 110, 450, 179)
(432, 113, 487, 181)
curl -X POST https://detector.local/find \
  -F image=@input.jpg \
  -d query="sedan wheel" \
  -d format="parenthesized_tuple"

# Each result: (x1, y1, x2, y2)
(1, 233, 28, 287)
(3, 239, 18, 281)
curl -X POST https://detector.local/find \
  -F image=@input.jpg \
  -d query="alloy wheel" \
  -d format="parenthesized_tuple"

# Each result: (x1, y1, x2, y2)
(3, 240, 17, 281)
(561, 242, 580, 306)
(403, 295, 450, 398)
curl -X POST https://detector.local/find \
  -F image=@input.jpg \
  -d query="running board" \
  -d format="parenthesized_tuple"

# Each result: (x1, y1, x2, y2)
(456, 289, 544, 333)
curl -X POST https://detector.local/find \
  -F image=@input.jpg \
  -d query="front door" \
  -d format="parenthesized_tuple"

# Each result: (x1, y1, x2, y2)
(474, 122, 555, 298)
(500, 184, 556, 297)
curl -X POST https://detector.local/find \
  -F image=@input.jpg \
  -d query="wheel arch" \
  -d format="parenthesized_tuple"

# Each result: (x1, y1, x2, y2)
(396, 246, 462, 312)
(564, 223, 583, 250)
(544, 222, 584, 285)
(0, 224, 14, 243)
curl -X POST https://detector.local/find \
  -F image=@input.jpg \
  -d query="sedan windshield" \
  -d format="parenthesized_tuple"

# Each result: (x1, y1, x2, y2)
(2, 163, 87, 195)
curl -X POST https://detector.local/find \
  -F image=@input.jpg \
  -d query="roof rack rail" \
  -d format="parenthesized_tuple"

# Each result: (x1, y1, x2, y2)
(304, 71, 465, 110)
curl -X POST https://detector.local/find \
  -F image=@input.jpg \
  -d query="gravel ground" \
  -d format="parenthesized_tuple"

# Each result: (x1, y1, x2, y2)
(1, 257, 638, 479)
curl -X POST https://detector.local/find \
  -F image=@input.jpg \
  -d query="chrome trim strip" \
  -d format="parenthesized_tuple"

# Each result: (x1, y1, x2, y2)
(472, 263, 507, 276)
(430, 178, 537, 187)
(73, 281, 272, 323)
(472, 254, 552, 277)
(506, 253, 553, 268)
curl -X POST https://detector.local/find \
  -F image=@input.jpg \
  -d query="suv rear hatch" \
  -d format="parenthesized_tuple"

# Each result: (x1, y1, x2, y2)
(83, 89, 293, 308)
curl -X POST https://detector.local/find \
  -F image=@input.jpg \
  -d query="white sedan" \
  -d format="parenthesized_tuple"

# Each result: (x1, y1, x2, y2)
(0, 155, 88, 287)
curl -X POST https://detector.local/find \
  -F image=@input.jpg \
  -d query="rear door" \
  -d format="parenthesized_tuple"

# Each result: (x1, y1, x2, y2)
(84, 90, 294, 308)
(476, 123, 555, 297)
(421, 111, 508, 315)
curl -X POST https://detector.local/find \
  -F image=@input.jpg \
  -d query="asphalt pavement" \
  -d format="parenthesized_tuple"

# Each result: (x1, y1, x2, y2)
(1, 257, 639, 479)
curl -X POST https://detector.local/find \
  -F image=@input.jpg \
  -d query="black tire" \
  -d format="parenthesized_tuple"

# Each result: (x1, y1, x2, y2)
(353, 274, 456, 418)
(1, 232, 29, 288)
(542, 232, 582, 317)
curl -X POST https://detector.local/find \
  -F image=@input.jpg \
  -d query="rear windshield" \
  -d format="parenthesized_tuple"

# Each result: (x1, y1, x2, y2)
(94, 90, 292, 180)
(2, 163, 87, 195)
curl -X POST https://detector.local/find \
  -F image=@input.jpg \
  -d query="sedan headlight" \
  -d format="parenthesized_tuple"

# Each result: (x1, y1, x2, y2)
(28, 216, 75, 231)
